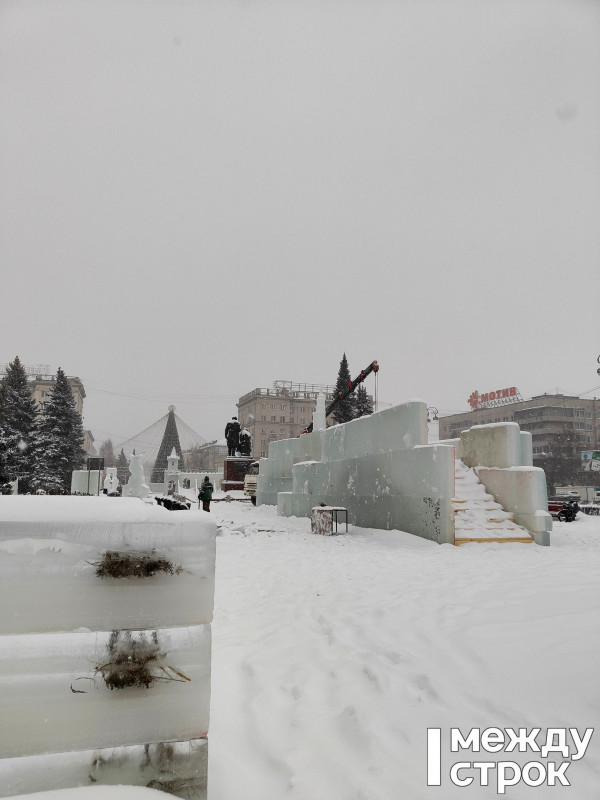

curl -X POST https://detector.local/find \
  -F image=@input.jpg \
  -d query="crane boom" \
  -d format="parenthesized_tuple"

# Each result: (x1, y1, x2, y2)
(303, 360, 379, 434)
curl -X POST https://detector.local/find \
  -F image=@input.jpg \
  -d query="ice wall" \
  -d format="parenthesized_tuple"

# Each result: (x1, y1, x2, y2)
(258, 402, 455, 545)
(71, 470, 103, 495)
(0, 496, 216, 798)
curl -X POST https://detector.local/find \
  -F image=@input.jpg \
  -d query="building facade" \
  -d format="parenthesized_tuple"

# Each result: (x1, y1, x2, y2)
(1, 363, 91, 456)
(0, 363, 86, 417)
(184, 440, 228, 473)
(237, 381, 337, 459)
(30, 374, 86, 416)
(439, 392, 599, 456)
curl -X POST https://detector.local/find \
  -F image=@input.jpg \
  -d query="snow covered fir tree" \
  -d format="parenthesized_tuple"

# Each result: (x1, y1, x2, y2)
(331, 353, 356, 424)
(30, 367, 85, 493)
(0, 356, 38, 492)
(99, 438, 116, 468)
(354, 383, 373, 417)
(116, 447, 131, 486)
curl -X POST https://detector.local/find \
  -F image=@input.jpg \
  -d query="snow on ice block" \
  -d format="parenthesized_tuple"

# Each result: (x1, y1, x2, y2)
(0, 626, 211, 759)
(0, 738, 208, 799)
(0, 497, 216, 634)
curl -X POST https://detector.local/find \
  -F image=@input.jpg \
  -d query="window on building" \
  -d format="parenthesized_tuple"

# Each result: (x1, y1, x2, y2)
(280, 429, 285, 434)
(271, 403, 276, 410)
(261, 415, 266, 421)
(261, 439, 266, 445)
(289, 418, 294, 424)
(281, 404, 286, 411)
(280, 416, 285, 422)
(270, 429, 275, 434)
(300, 418, 305, 424)
(271, 416, 276, 422)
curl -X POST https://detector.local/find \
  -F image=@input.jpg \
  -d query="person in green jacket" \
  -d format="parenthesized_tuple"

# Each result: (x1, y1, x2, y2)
(198, 476, 214, 512)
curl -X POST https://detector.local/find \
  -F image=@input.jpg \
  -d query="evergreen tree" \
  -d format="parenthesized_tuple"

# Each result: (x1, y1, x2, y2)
(99, 439, 117, 468)
(116, 448, 131, 486)
(331, 353, 356, 425)
(0, 356, 38, 492)
(355, 384, 373, 417)
(30, 367, 85, 493)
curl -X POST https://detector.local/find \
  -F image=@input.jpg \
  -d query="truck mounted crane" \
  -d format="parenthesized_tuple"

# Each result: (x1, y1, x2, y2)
(302, 359, 379, 434)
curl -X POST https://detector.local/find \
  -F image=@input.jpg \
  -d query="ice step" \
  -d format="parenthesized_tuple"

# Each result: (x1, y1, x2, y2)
(452, 500, 505, 511)
(453, 459, 533, 543)
(0, 626, 211, 759)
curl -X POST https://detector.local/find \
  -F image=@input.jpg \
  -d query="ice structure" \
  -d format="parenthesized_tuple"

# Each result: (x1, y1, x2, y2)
(258, 400, 456, 544)
(447, 422, 552, 545)
(123, 455, 150, 499)
(257, 401, 551, 545)
(0, 496, 216, 799)
(103, 468, 119, 494)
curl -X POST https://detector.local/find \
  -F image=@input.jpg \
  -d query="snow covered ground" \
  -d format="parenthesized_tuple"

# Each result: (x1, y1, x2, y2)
(208, 501, 600, 800)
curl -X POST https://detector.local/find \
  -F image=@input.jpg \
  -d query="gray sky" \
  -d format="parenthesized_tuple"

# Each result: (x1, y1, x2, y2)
(1, 0, 599, 446)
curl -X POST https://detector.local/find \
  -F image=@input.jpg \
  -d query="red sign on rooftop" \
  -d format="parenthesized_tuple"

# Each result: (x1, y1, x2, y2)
(468, 386, 521, 410)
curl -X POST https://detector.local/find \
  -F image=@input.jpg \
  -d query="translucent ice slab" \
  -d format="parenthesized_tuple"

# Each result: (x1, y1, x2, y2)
(0, 739, 208, 799)
(0, 497, 216, 634)
(0, 626, 211, 759)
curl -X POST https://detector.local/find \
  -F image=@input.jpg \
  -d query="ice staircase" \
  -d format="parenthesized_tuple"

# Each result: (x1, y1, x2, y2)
(453, 459, 533, 545)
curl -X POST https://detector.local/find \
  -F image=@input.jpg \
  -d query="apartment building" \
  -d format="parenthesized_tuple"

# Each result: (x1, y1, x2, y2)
(184, 440, 228, 473)
(439, 391, 599, 456)
(237, 381, 336, 459)
(0, 363, 86, 417)
(31, 374, 86, 416)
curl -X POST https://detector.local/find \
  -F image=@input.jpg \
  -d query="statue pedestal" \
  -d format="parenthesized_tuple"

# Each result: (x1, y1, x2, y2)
(222, 457, 254, 492)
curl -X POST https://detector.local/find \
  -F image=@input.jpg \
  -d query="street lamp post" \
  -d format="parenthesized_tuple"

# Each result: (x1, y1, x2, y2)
(427, 407, 439, 423)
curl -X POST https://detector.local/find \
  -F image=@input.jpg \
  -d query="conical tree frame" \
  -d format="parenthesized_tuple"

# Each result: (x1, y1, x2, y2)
(150, 408, 186, 483)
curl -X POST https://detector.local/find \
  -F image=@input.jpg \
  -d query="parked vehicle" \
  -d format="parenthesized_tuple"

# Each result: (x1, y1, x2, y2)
(581, 504, 600, 516)
(243, 461, 260, 505)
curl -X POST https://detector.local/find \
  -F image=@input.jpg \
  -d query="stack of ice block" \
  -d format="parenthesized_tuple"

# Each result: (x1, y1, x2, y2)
(0, 496, 216, 799)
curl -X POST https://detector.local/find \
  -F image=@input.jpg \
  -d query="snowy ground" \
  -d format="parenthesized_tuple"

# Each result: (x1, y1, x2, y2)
(208, 501, 600, 800)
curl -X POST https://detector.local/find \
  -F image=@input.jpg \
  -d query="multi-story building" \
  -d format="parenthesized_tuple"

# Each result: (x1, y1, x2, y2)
(1, 363, 92, 460)
(184, 440, 228, 473)
(30, 374, 86, 417)
(439, 389, 599, 456)
(237, 381, 337, 459)
(0, 363, 86, 417)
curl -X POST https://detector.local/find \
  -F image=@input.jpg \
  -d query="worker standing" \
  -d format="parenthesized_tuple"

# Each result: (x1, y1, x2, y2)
(198, 476, 214, 512)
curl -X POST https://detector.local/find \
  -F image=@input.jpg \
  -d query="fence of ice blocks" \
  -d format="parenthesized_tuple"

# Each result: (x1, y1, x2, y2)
(0, 496, 216, 799)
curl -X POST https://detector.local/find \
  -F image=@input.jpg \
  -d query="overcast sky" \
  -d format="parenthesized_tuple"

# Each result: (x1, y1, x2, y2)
(1, 0, 599, 447)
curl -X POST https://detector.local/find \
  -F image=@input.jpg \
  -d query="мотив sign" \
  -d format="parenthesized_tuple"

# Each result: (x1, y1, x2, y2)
(468, 387, 522, 410)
